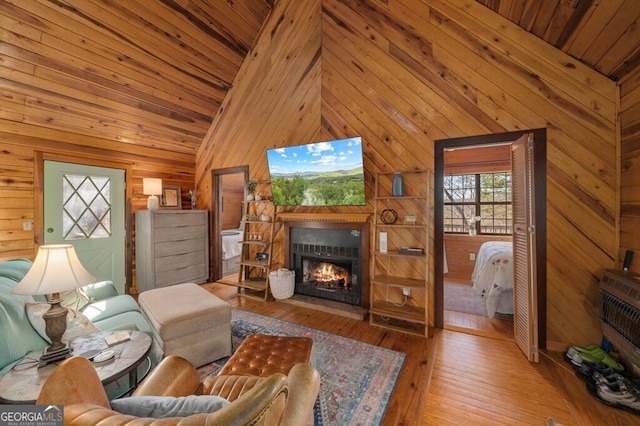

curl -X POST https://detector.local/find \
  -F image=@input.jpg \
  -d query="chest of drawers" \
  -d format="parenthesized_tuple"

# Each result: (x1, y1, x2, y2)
(135, 210, 209, 292)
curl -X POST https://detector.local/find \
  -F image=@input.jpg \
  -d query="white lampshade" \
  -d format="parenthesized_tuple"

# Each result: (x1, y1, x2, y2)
(143, 178, 162, 210)
(143, 178, 162, 195)
(12, 244, 96, 296)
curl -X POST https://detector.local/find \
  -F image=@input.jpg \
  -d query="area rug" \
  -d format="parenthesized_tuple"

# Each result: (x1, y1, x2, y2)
(197, 309, 405, 426)
(444, 281, 513, 320)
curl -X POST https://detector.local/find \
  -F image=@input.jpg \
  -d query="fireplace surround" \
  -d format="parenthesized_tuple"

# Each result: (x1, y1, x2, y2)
(281, 213, 370, 308)
(291, 228, 361, 305)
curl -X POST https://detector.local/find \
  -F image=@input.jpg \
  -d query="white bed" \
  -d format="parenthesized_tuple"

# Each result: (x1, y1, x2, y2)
(221, 229, 243, 275)
(471, 241, 514, 318)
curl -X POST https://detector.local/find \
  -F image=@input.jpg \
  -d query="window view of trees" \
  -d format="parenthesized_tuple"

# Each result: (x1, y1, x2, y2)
(443, 172, 512, 234)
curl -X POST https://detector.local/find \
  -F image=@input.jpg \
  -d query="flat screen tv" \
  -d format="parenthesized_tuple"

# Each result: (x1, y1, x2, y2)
(266, 136, 366, 206)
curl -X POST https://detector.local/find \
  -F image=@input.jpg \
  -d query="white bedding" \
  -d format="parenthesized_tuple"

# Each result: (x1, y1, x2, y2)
(471, 241, 514, 317)
(221, 229, 243, 260)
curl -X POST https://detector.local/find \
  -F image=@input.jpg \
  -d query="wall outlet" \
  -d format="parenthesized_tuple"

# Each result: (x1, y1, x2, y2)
(469, 252, 476, 261)
(402, 287, 410, 296)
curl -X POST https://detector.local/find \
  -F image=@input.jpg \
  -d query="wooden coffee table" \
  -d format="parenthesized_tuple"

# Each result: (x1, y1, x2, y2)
(0, 330, 151, 404)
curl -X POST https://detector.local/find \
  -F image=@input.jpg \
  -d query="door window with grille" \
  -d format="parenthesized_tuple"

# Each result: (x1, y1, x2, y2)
(63, 174, 112, 240)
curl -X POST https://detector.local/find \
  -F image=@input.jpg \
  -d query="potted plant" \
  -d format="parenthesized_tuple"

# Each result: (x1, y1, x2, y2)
(245, 179, 259, 201)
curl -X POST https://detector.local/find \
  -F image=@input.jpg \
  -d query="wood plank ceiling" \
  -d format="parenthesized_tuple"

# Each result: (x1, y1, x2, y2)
(0, 0, 273, 157)
(477, 0, 640, 82)
(0, 0, 638, 157)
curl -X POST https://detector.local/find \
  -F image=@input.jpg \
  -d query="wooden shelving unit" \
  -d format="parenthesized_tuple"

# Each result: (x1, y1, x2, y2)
(234, 197, 275, 300)
(369, 170, 430, 337)
(217, 181, 276, 300)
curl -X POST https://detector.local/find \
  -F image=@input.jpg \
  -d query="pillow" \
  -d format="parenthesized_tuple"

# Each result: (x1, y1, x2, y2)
(26, 303, 100, 343)
(58, 287, 93, 310)
(110, 395, 230, 418)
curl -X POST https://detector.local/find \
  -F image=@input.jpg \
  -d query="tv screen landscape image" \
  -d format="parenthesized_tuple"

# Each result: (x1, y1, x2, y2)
(266, 137, 366, 206)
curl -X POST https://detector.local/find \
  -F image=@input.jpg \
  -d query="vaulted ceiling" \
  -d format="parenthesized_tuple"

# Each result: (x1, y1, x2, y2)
(478, 0, 640, 81)
(1, 0, 638, 156)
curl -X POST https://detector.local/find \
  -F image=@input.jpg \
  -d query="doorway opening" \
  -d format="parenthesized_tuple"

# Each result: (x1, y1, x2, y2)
(434, 130, 547, 355)
(211, 166, 248, 281)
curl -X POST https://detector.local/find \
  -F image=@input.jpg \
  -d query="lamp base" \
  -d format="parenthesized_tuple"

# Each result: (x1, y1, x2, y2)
(147, 194, 160, 210)
(38, 346, 73, 368)
(41, 293, 70, 367)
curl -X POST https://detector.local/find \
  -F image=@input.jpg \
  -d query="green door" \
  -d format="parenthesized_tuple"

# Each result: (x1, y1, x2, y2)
(44, 161, 126, 294)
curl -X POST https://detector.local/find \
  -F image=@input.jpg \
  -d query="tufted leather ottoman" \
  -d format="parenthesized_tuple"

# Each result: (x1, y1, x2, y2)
(138, 283, 232, 368)
(219, 334, 313, 377)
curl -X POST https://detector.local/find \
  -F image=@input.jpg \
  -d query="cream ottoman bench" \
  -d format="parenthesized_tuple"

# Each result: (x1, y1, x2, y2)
(138, 283, 232, 367)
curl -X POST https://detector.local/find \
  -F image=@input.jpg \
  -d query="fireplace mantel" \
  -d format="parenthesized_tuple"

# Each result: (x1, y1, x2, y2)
(278, 212, 370, 223)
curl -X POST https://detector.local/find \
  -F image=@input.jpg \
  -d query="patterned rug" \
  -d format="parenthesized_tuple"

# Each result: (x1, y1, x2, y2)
(197, 309, 405, 425)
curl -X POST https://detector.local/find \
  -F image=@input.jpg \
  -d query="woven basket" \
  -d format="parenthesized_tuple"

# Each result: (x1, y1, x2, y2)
(270, 273, 295, 300)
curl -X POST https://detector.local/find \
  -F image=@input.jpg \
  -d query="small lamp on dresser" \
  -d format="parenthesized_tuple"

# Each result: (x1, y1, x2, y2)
(12, 244, 96, 366)
(143, 178, 163, 210)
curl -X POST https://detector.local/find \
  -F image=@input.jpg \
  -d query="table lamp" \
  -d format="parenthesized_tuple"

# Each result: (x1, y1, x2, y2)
(143, 178, 162, 210)
(12, 244, 96, 366)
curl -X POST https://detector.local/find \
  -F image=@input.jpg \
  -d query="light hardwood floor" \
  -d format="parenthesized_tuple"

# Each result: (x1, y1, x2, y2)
(204, 282, 637, 425)
(445, 309, 514, 341)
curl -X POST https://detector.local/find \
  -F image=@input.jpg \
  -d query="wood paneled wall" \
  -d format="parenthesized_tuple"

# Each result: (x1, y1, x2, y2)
(197, 0, 619, 348)
(620, 67, 640, 274)
(0, 135, 195, 265)
(0, 0, 270, 155)
(195, 0, 324, 272)
(444, 145, 511, 174)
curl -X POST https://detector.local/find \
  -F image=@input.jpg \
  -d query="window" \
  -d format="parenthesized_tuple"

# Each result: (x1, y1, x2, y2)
(62, 174, 112, 240)
(443, 172, 512, 235)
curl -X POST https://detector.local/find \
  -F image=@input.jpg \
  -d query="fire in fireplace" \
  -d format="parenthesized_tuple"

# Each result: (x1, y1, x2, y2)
(302, 259, 351, 290)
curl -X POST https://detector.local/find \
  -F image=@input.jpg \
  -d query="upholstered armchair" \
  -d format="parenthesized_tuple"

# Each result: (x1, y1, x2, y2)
(37, 355, 320, 425)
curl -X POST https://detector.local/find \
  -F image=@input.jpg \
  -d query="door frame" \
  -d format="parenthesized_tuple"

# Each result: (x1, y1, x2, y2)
(433, 129, 547, 349)
(211, 165, 249, 281)
(34, 151, 134, 293)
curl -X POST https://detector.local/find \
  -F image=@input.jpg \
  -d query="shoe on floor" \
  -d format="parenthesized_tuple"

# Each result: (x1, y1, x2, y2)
(596, 381, 640, 412)
(594, 372, 624, 390)
(582, 362, 614, 378)
(570, 345, 624, 371)
(571, 344, 603, 354)
(564, 347, 583, 366)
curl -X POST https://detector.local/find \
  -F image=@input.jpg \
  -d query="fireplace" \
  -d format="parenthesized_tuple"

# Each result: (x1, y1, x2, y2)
(291, 232, 361, 305)
(282, 213, 370, 308)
